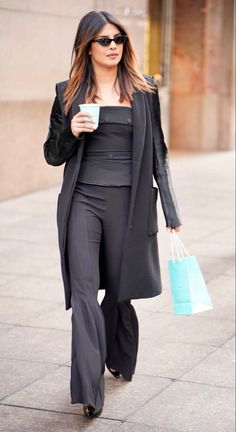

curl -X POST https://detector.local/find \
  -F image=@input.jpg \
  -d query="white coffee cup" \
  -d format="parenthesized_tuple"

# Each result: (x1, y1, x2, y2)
(79, 104, 101, 129)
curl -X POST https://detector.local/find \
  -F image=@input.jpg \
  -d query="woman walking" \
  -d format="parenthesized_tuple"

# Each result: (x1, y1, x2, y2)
(43, 10, 181, 419)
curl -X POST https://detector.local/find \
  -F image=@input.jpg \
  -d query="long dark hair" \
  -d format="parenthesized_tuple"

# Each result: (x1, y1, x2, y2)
(63, 10, 154, 114)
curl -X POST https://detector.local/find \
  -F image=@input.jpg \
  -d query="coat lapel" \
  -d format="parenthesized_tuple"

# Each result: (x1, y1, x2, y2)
(128, 91, 147, 226)
(69, 82, 88, 164)
(70, 81, 88, 119)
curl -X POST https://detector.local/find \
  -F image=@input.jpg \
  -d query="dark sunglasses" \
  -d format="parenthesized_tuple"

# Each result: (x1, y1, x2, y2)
(92, 35, 127, 47)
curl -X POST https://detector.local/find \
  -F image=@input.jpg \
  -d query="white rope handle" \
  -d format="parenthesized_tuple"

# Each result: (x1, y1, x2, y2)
(171, 233, 184, 260)
(170, 232, 190, 262)
(171, 233, 180, 261)
(173, 232, 190, 256)
(170, 233, 175, 262)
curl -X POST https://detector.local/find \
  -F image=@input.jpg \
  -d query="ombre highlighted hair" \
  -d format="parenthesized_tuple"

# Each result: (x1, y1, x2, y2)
(63, 10, 154, 115)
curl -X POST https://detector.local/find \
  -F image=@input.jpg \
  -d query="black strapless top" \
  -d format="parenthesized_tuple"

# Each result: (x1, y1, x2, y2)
(76, 106, 133, 187)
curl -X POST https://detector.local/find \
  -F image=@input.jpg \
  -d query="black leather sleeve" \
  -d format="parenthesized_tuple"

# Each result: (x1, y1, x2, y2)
(150, 77, 182, 228)
(43, 87, 83, 166)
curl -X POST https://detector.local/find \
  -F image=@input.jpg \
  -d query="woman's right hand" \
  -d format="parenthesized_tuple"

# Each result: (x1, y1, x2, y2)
(71, 112, 96, 137)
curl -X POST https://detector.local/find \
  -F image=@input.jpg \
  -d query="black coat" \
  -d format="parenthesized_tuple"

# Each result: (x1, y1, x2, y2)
(43, 76, 181, 310)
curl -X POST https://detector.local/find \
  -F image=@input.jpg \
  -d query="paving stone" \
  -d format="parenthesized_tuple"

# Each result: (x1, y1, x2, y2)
(203, 226, 235, 245)
(0, 241, 59, 277)
(0, 296, 57, 327)
(26, 306, 71, 331)
(1, 366, 78, 414)
(2, 366, 171, 420)
(133, 288, 172, 314)
(181, 345, 235, 388)
(197, 255, 235, 280)
(0, 275, 64, 303)
(223, 336, 235, 350)
(0, 239, 23, 255)
(0, 324, 13, 335)
(0, 358, 57, 400)
(0, 224, 57, 244)
(102, 373, 170, 420)
(0, 189, 58, 216)
(0, 194, 57, 237)
(0, 208, 29, 226)
(136, 339, 215, 379)
(16, 208, 57, 231)
(139, 309, 235, 347)
(0, 274, 18, 287)
(168, 224, 233, 249)
(0, 326, 70, 364)
(201, 274, 235, 320)
(37, 264, 62, 279)
(127, 381, 235, 431)
(114, 422, 181, 432)
(0, 405, 120, 432)
(176, 220, 232, 246)
(185, 241, 235, 259)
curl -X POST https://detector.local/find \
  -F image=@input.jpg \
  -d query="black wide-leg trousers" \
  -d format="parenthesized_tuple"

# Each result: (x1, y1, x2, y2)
(67, 183, 139, 412)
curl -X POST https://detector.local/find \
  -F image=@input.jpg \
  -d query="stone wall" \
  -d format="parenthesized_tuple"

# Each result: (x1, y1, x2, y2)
(170, 0, 235, 151)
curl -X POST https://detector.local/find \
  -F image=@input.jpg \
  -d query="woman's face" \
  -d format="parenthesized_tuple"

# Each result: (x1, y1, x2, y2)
(89, 23, 124, 69)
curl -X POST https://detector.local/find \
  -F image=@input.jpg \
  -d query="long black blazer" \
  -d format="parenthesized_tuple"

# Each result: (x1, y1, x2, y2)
(43, 75, 181, 310)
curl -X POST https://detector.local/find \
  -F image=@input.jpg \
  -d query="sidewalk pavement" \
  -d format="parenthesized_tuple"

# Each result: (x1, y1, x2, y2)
(0, 151, 235, 432)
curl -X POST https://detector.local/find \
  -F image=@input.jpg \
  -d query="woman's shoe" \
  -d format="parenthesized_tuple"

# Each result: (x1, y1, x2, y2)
(107, 367, 120, 379)
(83, 404, 103, 419)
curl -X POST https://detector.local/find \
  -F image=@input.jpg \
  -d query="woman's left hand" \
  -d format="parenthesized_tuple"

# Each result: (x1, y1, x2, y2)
(166, 226, 182, 233)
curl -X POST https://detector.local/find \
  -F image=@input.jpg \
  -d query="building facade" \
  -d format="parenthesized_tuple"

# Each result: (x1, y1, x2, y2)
(0, 0, 235, 200)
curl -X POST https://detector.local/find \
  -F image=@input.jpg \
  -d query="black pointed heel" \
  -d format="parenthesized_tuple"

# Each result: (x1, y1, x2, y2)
(108, 367, 120, 379)
(83, 404, 103, 419)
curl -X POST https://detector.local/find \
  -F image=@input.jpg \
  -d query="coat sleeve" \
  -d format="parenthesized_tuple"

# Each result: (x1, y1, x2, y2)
(150, 77, 182, 228)
(43, 84, 83, 166)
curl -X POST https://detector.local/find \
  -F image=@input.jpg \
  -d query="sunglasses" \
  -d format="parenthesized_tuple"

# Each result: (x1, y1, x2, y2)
(92, 35, 127, 47)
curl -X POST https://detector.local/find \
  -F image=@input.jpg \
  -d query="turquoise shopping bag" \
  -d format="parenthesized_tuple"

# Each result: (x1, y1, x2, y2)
(168, 233, 213, 315)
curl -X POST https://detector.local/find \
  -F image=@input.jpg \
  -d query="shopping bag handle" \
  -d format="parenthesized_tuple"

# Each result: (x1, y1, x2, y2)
(170, 232, 190, 262)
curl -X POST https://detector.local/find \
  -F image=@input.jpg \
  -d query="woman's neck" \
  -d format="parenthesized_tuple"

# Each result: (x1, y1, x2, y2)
(93, 64, 118, 85)
(90, 63, 130, 106)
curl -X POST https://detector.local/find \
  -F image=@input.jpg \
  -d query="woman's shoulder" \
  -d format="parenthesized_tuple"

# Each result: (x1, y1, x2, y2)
(54, 80, 69, 109)
(55, 79, 69, 94)
(142, 74, 158, 87)
(143, 74, 154, 84)
(55, 80, 69, 98)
